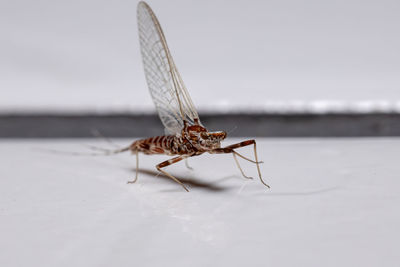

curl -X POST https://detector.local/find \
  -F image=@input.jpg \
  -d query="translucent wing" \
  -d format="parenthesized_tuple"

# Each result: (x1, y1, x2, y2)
(137, 1, 201, 135)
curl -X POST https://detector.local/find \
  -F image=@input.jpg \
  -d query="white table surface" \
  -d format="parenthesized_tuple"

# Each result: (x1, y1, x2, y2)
(0, 138, 399, 267)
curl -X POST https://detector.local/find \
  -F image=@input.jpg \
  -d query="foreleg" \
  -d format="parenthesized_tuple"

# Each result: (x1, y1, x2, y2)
(211, 140, 269, 188)
(232, 152, 253, 179)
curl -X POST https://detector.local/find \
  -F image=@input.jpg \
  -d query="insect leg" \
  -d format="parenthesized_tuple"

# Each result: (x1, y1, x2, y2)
(232, 152, 253, 179)
(156, 155, 192, 192)
(184, 158, 194, 170)
(232, 150, 263, 164)
(127, 150, 139, 184)
(211, 140, 269, 188)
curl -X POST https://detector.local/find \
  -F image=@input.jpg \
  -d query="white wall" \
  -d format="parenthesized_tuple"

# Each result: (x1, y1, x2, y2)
(1, 0, 399, 113)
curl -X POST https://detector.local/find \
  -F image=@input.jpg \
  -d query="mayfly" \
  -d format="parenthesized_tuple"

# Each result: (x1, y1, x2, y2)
(113, 1, 269, 191)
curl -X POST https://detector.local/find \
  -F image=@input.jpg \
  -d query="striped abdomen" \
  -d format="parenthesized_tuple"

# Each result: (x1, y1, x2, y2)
(130, 135, 175, 155)
(130, 135, 199, 156)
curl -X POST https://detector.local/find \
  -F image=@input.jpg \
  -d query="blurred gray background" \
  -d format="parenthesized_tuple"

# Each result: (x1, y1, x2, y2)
(1, 0, 399, 114)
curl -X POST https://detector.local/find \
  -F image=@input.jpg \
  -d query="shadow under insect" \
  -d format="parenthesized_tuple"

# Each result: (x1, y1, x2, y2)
(130, 168, 232, 192)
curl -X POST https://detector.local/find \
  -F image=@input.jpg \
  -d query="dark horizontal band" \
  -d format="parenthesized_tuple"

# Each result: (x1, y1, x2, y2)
(1, 113, 400, 138)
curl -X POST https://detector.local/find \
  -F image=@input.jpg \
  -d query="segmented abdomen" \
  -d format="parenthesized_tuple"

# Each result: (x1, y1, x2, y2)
(130, 135, 173, 155)
(130, 135, 198, 156)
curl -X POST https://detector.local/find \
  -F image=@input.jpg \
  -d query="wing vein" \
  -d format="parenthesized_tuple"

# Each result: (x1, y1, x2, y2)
(137, 1, 202, 135)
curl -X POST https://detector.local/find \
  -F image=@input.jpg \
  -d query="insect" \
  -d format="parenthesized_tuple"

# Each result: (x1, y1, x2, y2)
(117, 1, 269, 191)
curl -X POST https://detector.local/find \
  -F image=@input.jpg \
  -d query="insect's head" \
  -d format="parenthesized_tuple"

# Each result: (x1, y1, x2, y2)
(186, 125, 227, 149)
